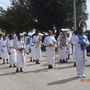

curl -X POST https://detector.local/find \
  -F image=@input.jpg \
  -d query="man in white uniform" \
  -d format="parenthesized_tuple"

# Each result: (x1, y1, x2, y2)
(1, 36, 8, 64)
(33, 30, 42, 64)
(44, 30, 56, 69)
(72, 27, 89, 78)
(15, 35, 26, 72)
(8, 34, 16, 68)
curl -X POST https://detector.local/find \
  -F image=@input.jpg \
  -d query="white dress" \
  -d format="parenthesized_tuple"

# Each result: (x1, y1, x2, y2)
(72, 35, 89, 76)
(33, 35, 42, 60)
(71, 35, 77, 62)
(0, 39, 2, 58)
(44, 35, 56, 65)
(15, 40, 26, 68)
(30, 38, 35, 60)
(1, 40, 8, 59)
(8, 39, 16, 65)
(57, 36, 67, 61)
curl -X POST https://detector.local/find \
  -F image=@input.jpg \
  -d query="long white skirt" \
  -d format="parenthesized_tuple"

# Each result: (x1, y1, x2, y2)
(1, 48, 8, 59)
(31, 46, 35, 59)
(46, 47, 55, 65)
(59, 47, 67, 61)
(25, 44, 30, 53)
(9, 51, 16, 65)
(16, 50, 26, 68)
(34, 46, 41, 60)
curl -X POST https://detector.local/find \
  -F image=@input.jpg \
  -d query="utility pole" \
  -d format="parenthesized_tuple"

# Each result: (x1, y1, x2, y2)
(73, 0, 77, 30)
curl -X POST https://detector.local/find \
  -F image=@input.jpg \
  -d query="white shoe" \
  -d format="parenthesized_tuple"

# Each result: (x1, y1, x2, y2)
(82, 74, 86, 78)
(77, 75, 82, 78)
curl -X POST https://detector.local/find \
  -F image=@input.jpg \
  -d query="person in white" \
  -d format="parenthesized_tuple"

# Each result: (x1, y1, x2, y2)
(25, 35, 30, 55)
(30, 36, 35, 62)
(1, 36, 8, 64)
(33, 30, 42, 64)
(57, 31, 67, 63)
(15, 35, 26, 72)
(66, 33, 72, 60)
(7, 34, 16, 68)
(44, 30, 56, 69)
(0, 34, 2, 59)
(70, 30, 78, 67)
(72, 27, 89, 78)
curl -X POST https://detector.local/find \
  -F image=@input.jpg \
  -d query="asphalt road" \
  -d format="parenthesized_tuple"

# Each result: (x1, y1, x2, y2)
(0, 52, 90, 90)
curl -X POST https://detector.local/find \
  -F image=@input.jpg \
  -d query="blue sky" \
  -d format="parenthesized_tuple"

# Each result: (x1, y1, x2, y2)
(0, 0, 90, 30)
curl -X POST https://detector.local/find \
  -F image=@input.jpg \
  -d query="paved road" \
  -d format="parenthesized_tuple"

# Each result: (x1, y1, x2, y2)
(0, 52, 90, 90)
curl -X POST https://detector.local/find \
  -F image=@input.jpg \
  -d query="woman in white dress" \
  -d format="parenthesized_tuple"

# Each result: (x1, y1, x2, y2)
(1, 36, 8, 64)
(8, 34, 16, 68)
(15, 35, 26, 72)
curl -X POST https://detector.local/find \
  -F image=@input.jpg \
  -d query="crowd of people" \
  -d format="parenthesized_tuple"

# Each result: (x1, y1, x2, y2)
(0, 27, 89, 78)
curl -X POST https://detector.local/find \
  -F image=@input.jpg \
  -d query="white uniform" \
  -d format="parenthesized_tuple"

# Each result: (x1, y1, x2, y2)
(8, 39, 16, 65)
(67, 37, 72, 55)
(30, 38, 35, 60)
(71, 35, 77, 62)
(0, 39, 2, 58)
(72, 34, 89, 76)
(1, 40, 8, 59)
(44, 35, 56, 65)
(25, 36, 30, 54)
(33, 35, 42, 60)
(15, 40, 26, 68)
(57, 36, 67, 61)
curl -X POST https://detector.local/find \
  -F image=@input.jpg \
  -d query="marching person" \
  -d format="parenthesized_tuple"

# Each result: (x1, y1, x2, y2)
(15, 34, 26, 72)
(33, 30, 42, 64)
(66, 33, 72, 60)
(57, 31, 67, 63)
(7, 34, 16, 68)
(30, 36, 35, 62)
(25, 35, 30, 55)
(44, 30, 56, 69)
(1, 36, 8, 64)
(70, 30, 78, 67)
(0, 34, 2, 59)
(72, 27, 89, 78)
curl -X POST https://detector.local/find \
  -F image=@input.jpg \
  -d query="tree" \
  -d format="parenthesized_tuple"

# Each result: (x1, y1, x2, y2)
(0, 0, 88, 34)
(31, 0, 88, 35)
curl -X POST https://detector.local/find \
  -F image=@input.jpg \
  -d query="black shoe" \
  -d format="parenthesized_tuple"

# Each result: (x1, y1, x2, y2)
(48, 65, 53, 69)
(20, 68, 23, 72)
(16, 68, 19, 73)
(2, 62, 5, 64)
(33, 60, 36, 62)
(13, 64, 16, 67)
(0, 57, 2, 59)
(9, 65, 12, 68)
(36, 60, 40, 64)
(30, 58, 32, 62)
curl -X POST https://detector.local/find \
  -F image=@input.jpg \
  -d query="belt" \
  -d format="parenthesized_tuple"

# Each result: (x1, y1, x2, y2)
(2, 46, 6, 48)
(9, 47, 14, 49)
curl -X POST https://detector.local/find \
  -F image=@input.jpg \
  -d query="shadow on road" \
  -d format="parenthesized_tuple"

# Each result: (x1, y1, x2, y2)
(56, 65, 74, 70)
(0, 72, 16, 76)
(47, 77, 79, 85)
(0, 67, 9, 70)
(23, 68, 48, 74)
